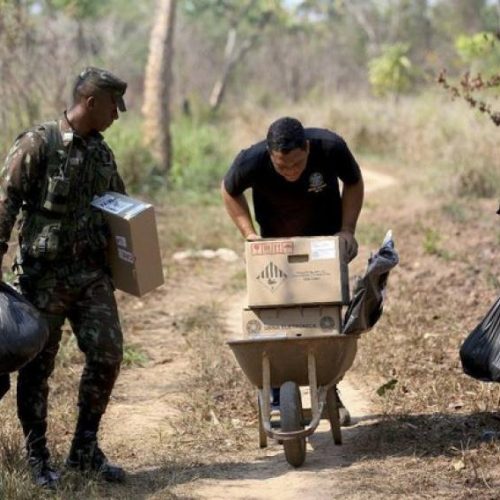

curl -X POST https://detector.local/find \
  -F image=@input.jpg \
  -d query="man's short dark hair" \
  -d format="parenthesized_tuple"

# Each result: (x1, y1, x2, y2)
(266, 117, 306, 153)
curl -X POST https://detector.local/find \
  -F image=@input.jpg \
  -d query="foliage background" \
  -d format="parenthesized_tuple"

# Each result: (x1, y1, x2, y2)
(0, 0, 498, 198)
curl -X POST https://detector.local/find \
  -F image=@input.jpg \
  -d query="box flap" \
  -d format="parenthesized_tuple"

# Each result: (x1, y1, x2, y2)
(92, 192, 151, 218)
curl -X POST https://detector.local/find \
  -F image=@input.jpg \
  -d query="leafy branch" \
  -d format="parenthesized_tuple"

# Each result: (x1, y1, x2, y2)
(437, 32, 500, 126)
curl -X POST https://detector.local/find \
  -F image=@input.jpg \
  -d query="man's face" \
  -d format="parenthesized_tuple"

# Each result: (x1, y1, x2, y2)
(87, 90, 119, 132)
(269, 142, 309, 182)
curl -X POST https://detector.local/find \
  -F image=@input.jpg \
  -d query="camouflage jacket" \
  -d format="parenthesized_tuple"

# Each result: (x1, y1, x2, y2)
(0, 114, 126, 266)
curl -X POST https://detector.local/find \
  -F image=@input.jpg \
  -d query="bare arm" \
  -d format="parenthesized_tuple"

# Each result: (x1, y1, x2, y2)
(340, 176, 364, 234)
(336, 176, 364, 262)
(220, 180, 259, 240)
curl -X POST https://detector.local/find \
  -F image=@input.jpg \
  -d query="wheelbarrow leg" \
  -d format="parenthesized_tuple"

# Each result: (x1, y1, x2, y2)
(327, 385, 342, 445)
(257, 394, 268, 448)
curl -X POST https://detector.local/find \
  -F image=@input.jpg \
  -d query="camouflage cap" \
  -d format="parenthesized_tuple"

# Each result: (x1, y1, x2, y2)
(77, 67, 127, 112)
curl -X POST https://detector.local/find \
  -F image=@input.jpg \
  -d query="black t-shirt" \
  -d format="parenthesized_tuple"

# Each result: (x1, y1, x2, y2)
(223, 128, 361, 237)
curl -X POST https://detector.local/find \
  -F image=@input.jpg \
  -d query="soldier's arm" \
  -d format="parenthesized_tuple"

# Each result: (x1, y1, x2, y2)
(106, 146, 126, 195)
(0, 132, 44, 276)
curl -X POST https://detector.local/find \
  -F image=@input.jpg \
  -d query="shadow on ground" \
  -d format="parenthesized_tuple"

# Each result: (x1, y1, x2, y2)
(102, 410, 500, 498)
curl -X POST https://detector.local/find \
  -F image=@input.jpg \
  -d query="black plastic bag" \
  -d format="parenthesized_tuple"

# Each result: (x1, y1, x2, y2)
(343, 230, 399, 335)
(0, 282, 49, 375)
(459, 296, 500, 382)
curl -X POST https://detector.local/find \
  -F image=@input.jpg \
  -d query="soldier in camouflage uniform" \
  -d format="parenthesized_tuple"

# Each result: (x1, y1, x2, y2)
(0, 67, 128, 488)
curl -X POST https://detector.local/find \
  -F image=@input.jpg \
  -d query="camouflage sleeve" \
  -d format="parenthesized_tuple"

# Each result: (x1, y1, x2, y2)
(104, 143, 126, 195)
(0, 131, 44, 256)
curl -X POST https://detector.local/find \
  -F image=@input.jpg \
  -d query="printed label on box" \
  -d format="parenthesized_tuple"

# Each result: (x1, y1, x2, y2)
(250, 241, 294, 256)
(294, 269, 331, 281)
(92, 194, 134, 215)
(117, 248, 135, 264)
(115, 235, 127, 248)
(310, 240, 336, 260)
(256, 261, 287, 292)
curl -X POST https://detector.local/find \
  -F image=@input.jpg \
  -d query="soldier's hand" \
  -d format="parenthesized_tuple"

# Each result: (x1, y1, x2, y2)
(336, 231, 358, 263)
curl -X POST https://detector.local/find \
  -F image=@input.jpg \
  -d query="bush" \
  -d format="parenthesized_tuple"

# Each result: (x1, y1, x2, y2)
(170, 116, 232, 192)
(104, 115, 159, 195)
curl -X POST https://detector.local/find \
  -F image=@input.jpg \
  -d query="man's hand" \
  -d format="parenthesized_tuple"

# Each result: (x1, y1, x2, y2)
(245, 233, 261, 241)
(336, 230, 359, 263)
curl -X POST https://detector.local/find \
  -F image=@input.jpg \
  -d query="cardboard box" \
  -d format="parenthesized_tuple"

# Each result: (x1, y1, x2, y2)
(91, 192, 164, 296)
(245, 236, 349, 307)
(242, 306, 342, 338)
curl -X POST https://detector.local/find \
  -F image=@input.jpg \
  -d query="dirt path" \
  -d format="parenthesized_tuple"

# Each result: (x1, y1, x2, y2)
(177, 294, 375, 500)
(101, 168, 397, 499)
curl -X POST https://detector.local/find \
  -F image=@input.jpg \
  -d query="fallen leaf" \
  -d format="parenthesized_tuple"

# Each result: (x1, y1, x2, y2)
(376, 378, 398, 396)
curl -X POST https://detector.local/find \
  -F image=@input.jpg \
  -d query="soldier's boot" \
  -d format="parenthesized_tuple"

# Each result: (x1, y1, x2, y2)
(335, 388, 352, 427)
(28, 456, 60, 490)
(23, 422, 60, 490)
(66, 431, 126, 483)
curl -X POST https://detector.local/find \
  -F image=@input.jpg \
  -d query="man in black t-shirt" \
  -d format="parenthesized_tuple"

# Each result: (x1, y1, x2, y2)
(221, 116, 364, 425)
(222, 116, 363, 261)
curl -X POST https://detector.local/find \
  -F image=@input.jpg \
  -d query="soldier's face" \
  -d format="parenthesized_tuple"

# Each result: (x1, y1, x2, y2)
(88, 91, 119, 131)
(269, 142, 309, 182)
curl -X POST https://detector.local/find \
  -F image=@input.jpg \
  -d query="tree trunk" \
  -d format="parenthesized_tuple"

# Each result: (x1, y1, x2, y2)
(209, 30, 259, 113)
(142, 0, 177, 176)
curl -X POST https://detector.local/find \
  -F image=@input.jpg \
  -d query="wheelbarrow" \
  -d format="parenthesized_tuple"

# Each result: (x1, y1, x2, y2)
(227, 331, 358, 467)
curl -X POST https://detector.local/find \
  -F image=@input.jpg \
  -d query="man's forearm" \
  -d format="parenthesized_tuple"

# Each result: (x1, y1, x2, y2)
(221, 181, 258, 239)
(341, 178, 364, 234)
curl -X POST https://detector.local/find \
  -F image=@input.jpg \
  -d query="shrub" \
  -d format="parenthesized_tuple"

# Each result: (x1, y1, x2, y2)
(170, 116, 232, 192)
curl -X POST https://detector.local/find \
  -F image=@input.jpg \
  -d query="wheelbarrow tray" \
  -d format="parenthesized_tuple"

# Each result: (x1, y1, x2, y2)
(227, 334, 358, 388)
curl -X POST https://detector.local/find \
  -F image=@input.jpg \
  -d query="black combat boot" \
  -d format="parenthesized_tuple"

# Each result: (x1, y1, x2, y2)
(66, 431, 125, 483)
(23, 421, 60, 490)
(28, 455, 60, 490)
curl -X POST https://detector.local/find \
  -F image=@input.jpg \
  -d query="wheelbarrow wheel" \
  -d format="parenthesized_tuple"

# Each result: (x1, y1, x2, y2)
(280, 381, 306, 467)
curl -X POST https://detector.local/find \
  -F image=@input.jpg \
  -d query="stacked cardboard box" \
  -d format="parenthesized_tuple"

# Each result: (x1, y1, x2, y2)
(243, 236, 349, 338)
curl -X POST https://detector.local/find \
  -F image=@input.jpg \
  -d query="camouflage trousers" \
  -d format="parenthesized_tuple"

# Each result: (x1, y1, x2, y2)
(16, 271, 123, 456)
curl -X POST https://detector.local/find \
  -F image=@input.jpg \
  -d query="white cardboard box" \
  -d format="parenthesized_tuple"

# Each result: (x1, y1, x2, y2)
(92, 192, 164, 296)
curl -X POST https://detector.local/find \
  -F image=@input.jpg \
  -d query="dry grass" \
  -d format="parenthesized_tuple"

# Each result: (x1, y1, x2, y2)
(349, 191, 500, 497)
(163, 302, 256, 461)
(232, 92, 500, 200)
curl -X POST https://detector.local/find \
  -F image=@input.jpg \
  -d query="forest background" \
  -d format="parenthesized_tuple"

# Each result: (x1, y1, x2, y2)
(0, 1, 500, 498)
(0, 0, 499, 199)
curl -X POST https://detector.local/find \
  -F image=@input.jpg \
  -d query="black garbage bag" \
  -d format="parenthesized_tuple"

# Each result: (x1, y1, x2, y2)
(0, 281, 49, 375)
(459, 296, 500, 382)
(342, 230, 399, 335)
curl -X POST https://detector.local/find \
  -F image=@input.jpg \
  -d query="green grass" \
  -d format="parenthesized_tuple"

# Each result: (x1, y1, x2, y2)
(122, 343, 149, 368)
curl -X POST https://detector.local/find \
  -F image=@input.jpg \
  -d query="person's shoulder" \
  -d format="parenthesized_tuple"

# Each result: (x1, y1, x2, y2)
(10, 123, 50, 154)
(233, 139, 268, 168)
(305, 127, 344, 145)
